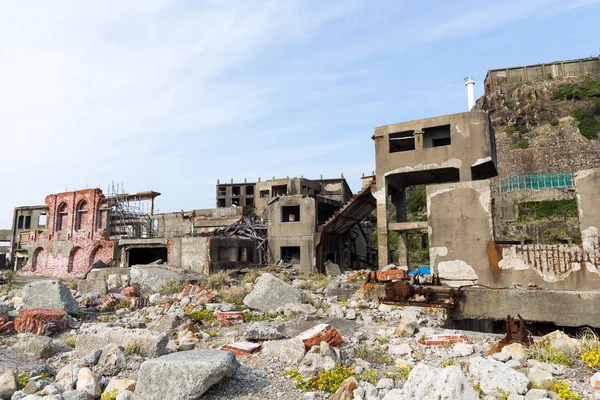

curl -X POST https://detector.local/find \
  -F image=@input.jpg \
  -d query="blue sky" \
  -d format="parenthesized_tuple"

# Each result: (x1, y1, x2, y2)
(1, 0, 599, 226)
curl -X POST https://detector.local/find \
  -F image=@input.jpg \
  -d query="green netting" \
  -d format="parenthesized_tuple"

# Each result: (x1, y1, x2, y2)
(499, 173, 574, 193)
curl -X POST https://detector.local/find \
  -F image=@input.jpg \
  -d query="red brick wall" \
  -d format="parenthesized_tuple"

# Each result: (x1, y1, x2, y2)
(19, 188, 116, 278)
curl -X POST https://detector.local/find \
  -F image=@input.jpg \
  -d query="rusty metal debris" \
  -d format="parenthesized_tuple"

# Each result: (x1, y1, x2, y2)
(499, 314, 532, 346)
(379, 278, 461, 309)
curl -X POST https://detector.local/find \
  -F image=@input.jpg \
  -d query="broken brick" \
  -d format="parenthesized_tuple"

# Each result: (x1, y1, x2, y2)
(216, 312, 244, 326)
(120, 286, 139, 298)
(14, 308, 68, 335)
(181, 283, 203, 297)
(420, 334, 469, 346)
(99, 293, 122, 311)
(221, 341, 261, 356)
(375, 269, 406, 282)
(130, 297, 149, 310)
(0, 317, 15, 335)
(297, 324, 342, 350)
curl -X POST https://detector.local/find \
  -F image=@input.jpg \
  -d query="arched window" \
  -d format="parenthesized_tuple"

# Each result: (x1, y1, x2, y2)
(75, 200, 88, 231)
(56, 203, 68, 231)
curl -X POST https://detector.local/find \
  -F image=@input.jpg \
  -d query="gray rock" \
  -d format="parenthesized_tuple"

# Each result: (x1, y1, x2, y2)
(205, 303, 237, 312)
(525, 359, 567, 376)
(492, 351, 511, 362)
(528, 367, 553, 388)
(452, 342, 474, 357)
(471, 358, 529, 395)
(280, 303, 317, 316)
(80, 350, 102, 367)
(147, 315, 182, 333)
(62, 391, 94, 400)
(22, 381, 39, 395)
(242, 322, 286, 341)
(327, 304, 345, 319)
(324, 261, 341, 276)
(525, 389, 550, 400)
(507, 395, 525, 400)
(10, 390, 26, 400)
(95, 344, 127, 377)
(75, 325, 168, 358)
(129, 265, 204, 295)
(0, 370, 17, 399)
(394, 316, 417, 337)
(134, 350, 239, 400)
(299, 352, 336, 378)
(382, 389, 408, 400)
(14, 334, 54, 359)
(262, 338, 306, 365)
(402, 364, 478, 400)
(115, 390, 134, 400)
(20, 280, 79, 315)
(243, 274, 304, 313)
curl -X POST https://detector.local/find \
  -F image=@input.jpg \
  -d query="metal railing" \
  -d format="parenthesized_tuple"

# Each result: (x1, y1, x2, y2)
(499, 172, 574, 193)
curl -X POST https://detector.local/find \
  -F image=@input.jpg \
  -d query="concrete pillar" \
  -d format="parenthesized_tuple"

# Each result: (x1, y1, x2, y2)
(375, 181, 389, 268)
(397, 232, 409, 267)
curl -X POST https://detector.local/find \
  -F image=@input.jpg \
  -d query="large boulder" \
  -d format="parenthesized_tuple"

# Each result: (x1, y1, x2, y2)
(243, 273, 304, 313)
(20, 280, 79, 315)
(130, 265, 204, 295)
(14, 333, 54, 358)
(402, 364, 478, 400)
(262, 338, 306, 365)
(469, 357, 529, 395)
(0, 370, 18, 399)
(134, 350, 239, 400)
(75, 325, 168, 358)
(95, 344, 127, 377)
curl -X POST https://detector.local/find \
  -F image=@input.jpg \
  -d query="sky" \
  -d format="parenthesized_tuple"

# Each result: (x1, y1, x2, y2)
(1, 0, 599, 227)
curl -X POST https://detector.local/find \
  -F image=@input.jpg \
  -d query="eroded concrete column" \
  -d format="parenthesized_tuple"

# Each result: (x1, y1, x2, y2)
(392, 187, 409, 267)
(397, 232, 409, 267)
(374, 181, 389, 268)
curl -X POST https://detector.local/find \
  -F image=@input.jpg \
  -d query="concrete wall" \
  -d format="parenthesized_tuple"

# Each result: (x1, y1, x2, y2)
(255, 178, 321, 217)
(484, 57, 600, 87)
(216, 182, 256, 208)
(427, 180, 494, 286)
(168, 236, 257, 274)
(153, 207, 242, 238)
(267, 195, 317, 274)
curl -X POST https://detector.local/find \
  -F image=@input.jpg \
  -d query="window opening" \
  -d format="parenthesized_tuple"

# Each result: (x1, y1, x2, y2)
(423, 124, 451, 148)
(76, 201, 88, 231)
(389, 130, 416, 152)
(57, 203, 68, 231)
(281, 205, 300, 222)
(281, 246, 301, 264)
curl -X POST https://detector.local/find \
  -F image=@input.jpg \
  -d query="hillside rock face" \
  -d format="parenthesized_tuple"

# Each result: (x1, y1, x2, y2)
(476, 76, 600, 180)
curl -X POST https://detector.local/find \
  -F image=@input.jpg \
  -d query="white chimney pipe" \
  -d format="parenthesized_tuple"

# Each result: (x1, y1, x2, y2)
(464, 76, 475, 110)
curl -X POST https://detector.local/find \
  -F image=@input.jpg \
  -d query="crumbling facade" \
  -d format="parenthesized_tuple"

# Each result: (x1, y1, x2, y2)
(373, 110, 498, 268)
(15, 189, 116, 278)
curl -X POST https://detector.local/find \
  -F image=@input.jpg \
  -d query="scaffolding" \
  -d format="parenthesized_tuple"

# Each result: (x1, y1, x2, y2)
(499, 172, 575, 193)
(105, 182, 155, 239)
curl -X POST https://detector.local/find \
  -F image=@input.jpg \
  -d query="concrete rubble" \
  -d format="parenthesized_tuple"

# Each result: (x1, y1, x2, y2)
(0, 270, 599, 400)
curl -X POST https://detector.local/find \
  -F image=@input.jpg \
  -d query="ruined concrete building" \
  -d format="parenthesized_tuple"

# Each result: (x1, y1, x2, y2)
(8, 175, 376, 277)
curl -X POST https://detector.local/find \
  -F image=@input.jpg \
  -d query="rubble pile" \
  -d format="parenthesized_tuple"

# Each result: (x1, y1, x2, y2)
(1, 268, 600, 400)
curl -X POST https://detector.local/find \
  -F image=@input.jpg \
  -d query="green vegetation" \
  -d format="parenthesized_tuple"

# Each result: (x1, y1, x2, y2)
(551, 381, 580, 400)
(158, 281, 186, 295)
(295, 273, 328, 291)
(101, 390, 119, 400)
(125, 342, 141, 355)
(407, 185, 427, 222)
(219, 285, 250, 307)
(527, 342, 575, 366)
(65, 336, 76, 348)
(551, 119, 560, 126)
(408, 233, 429, 267)
(395, 366, 413, 380)
(198, 271, 233, 290)
(17, 373, 30, 390)
(284, 365, 354, 394)
(189, 309, 216, 324)
(114, 298, 131, 311)
(572, 99, 600, 139)
(503, 100, 515, 109)
(517, 125, 530, 134)
(518, 199, 578, 222)
(353, 344, 393, 365)
(516, 139, 530, 149)
(551, 76, 600, 101)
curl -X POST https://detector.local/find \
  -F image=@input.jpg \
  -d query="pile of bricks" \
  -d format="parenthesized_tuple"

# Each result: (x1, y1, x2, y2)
(120, 286, 139, 297)
(347, 269, 407, 283)
(98, 293, 122, 311)
(420, 334, 469, 346)
(216, 312, 244, 326)
(14, 309, 68, 335)
(180, 283, 217, 303)
(297, 324, 343, 350)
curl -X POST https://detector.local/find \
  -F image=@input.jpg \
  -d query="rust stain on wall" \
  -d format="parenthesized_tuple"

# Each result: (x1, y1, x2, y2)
(487, 239, 502, 282)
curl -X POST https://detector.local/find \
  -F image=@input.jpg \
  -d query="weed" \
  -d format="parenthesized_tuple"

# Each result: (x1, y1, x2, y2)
(375, 337, 388, 345)
(3, 270, 15, 284)
(101, 389, 119, 400)
(65, 336, 76, 348)
(579, 329, 600, 368)
(40, 372, 51, 381)
(551, 76, 600, 101)
(516, 139, 530, 149)
(353, 344, 393, 366)
(517, 125, 530, 134)
(242, 311, 277, 323)
(189, 309, 216, 324)
(125, 342, 141, 355)
(441, 359, 456, 368)
(360, 369, 378, 384)
(551, 119, 560, 126)
(114, 298, 131, 311)
(17, 372, 29, 390)
(202, 327, 220, 337)
(395, 366, 413, 380)
(284, 365, 354, 394)
(242, 269, 262, 284)
(219, 285, 249, 307)
(198, 271, 233, 290)
(527, 342, 575, 366)
(67, 280, 79, 291)
(349, 272, 367, 283)
(159, 281, 186, 295)
(551, 381, 580, 400)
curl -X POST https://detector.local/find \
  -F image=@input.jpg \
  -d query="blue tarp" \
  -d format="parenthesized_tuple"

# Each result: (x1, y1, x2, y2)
(408, 266, 431, 276)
